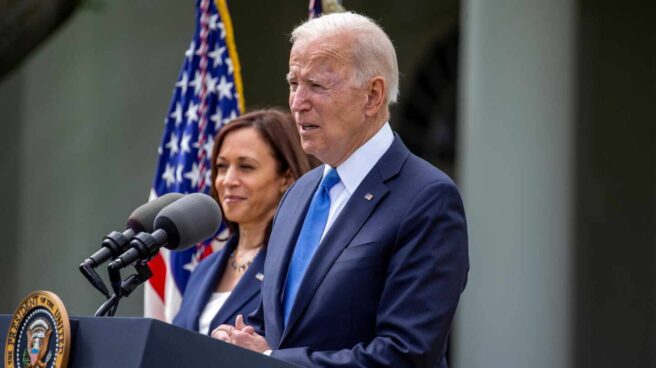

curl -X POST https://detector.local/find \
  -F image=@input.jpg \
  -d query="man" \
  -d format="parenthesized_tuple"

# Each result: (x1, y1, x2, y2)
(212, 12, 469, 368)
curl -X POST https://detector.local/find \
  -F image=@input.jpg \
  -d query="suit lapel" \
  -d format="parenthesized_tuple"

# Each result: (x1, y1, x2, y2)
(267, 167, 323, 343)
(280, 136, 410, 342)
(188, 239, 236, 331)
(209, 248, 265, 329)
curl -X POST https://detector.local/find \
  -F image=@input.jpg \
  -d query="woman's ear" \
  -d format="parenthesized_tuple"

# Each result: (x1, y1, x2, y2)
(279, 169, 294, 194)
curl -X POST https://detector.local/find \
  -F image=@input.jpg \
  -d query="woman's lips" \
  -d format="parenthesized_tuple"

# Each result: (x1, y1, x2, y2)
(223, 195, 246, 203)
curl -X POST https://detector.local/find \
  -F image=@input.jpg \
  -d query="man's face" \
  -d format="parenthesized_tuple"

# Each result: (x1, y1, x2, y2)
(287, 35, 372, 167)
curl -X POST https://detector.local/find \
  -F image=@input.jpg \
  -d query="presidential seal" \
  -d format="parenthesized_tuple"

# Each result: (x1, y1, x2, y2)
(4, 291, 70, 368)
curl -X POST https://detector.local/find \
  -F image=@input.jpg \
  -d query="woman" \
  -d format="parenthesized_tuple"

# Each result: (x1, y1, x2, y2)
(173, 109, 314, 335)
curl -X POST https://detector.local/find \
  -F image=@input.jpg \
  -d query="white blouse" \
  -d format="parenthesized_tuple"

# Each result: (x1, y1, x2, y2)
(198, 291, 232, 335)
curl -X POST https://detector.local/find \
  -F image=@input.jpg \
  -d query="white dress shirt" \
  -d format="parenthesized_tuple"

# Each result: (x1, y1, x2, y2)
(263, 124, 393, 357)
(198, 291, 231, 335)
(320, 122, 394, 240)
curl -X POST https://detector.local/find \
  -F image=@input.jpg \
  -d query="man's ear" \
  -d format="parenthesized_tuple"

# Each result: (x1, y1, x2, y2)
(364, 76, 386, 117)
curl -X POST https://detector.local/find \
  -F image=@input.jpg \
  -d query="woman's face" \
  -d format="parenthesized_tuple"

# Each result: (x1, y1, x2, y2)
(215, 127, 290, 229)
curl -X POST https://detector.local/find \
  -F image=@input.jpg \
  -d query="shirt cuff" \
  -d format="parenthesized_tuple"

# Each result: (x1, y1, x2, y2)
(263, 349, 273, 356)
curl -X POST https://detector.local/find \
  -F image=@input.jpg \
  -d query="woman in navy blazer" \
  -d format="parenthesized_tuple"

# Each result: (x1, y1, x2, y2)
(173, 109, 315, 335)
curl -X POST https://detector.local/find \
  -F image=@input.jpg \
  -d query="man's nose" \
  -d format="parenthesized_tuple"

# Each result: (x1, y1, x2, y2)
(290, 86, 310, 112)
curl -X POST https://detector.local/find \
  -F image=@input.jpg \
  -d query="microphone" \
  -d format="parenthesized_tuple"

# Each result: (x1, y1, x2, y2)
(80, 193, 184, 269)
(108, 193, 222, 270)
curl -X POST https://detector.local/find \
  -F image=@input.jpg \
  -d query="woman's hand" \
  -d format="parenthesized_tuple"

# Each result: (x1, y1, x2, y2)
(211, 314, 270, 353)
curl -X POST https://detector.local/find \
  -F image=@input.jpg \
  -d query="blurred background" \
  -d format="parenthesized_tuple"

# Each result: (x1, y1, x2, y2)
(0, 0, 654, 367)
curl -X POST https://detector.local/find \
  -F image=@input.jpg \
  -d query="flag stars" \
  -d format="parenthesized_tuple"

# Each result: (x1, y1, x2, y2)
(208, 46, 225, 67)
(209, 14, 219, 31)
(184, 162, 202, 188)
(206, 75, 218, 95)
(162, 164, 176, 187)
(176, 164, 184, 183)
(183, 249, 202, 272)
(210, 109, 223, 126)
(170, 103, 183, 126)
(156, 11, 243, 200)
(176, 72, 189, 96)
(222, 110, 237, 126)
(180, 133, 193, 154)
(166, 133, 180, 156)
(204, 169, 212, 187)
(218, 22, 226, 39)
(185, 41, 196, 60)
(190, 71, 203, 96)
(217, 76, 234, 100)
(203, 136, 214, 158)
(186, 102, 200, 124)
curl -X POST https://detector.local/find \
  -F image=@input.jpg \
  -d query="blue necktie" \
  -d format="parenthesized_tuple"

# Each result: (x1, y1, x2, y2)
(282, 168, 340, 326)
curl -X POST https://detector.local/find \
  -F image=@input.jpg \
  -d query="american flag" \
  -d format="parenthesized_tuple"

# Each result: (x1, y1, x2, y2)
(145, 0, 244, 322)
(309, 0, 345, 18)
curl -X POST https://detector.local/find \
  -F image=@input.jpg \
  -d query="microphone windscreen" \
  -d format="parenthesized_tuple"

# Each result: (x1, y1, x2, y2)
(126, 193, 184, 233)
(153, 193, 222, 251)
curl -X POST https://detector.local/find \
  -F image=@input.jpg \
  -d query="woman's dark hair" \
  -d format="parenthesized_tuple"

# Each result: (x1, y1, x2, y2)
(210, 108, 317, 243)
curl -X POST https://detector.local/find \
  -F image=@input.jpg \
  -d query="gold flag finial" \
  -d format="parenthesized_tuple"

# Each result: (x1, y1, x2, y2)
(321, 0, 346, 14)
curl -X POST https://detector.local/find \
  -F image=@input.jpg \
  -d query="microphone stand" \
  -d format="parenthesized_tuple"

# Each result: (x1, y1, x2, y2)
(94, 260, 153, 317)
(80, 261, 111, 299)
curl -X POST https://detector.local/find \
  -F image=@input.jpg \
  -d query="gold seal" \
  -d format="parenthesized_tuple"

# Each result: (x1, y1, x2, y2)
(5, 291, 71, 368)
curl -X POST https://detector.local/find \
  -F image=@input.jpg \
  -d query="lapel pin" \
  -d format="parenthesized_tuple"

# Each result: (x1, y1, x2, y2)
(255, 273, 264, 281)
(364, 193, 374, 201)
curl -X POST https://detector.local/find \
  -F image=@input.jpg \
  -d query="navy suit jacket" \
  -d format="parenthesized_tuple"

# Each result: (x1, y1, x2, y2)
(173, 235, 266, 334)
(249, 135, 469, 367)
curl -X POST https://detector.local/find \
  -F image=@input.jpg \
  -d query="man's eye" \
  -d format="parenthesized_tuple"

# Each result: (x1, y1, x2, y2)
(311, 82, 324, 89)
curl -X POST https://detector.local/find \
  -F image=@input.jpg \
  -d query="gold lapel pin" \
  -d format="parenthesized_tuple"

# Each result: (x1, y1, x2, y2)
(364, 193, 374, 201)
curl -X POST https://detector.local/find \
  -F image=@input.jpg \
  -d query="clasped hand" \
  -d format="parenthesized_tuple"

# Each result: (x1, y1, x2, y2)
(211, 314, 270, 353)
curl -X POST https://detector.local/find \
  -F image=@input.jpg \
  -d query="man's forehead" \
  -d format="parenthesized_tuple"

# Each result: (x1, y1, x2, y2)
(289, 39, 352, 75)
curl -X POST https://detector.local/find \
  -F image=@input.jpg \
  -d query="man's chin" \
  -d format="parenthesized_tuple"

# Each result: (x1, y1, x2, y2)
(300, 142, 320, 156)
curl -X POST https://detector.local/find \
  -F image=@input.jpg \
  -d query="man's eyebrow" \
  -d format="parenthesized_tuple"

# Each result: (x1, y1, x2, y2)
(285, 73, 295, 82)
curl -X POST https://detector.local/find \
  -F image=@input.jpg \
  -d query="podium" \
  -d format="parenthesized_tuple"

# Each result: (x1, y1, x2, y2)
(0, 315, 298, 367)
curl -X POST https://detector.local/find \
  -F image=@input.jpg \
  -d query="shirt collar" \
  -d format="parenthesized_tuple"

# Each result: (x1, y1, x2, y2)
(322, 122, 394, 194)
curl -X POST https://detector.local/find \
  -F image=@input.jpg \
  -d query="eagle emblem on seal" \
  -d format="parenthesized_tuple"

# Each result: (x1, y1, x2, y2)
(22, 318, 53, 368)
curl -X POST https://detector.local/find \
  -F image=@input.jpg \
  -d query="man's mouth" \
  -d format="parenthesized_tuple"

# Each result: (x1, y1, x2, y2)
(299, 123, 319, 131)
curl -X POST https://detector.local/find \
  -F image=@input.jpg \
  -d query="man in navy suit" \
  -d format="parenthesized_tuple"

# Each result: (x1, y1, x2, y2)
(212, 12, 469, 368)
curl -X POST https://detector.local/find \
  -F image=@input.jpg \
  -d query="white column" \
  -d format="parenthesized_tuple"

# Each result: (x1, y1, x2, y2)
(455, 1, 575, 367)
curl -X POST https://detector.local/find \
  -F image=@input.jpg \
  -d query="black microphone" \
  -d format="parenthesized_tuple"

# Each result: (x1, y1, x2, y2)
(80, 193, 184, 269)
(108, 193, 222, 270)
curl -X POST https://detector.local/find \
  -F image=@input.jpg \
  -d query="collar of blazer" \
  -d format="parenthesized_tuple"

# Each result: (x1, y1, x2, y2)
(189, 236, 266, 331)
(269, 134, 410, 344)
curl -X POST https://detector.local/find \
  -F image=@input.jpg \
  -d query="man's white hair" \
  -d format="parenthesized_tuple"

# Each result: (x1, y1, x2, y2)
(291, 12, 400, 105)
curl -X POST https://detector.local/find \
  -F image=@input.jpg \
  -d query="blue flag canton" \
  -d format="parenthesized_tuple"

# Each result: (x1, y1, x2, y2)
(309, 0, 323, 18)
(153, 0, 240, 197)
